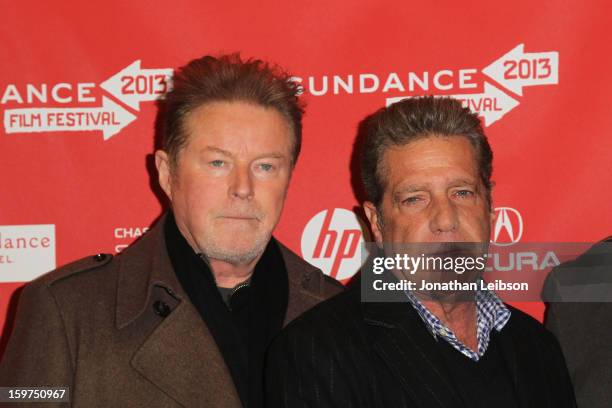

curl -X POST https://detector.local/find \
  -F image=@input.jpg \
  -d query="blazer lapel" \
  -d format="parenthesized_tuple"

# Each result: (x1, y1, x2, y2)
(363, 301, 465, 408)
(130, 299, 241, 407)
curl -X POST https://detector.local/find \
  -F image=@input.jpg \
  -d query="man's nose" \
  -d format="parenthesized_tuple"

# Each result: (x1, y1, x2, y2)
(429, 196, 458, 235)
(229, 166, 254, 200)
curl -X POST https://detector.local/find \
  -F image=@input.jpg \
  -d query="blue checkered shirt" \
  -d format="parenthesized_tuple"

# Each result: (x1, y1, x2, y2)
(404, 284, 511, 361)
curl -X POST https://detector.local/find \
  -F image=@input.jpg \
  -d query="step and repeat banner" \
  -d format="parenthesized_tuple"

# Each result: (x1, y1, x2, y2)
(1, 1, 611, 350)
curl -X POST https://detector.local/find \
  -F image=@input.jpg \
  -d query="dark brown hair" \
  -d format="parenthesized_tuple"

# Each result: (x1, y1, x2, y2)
(161, 54, 304, 166)
(361, 96, 494, 209)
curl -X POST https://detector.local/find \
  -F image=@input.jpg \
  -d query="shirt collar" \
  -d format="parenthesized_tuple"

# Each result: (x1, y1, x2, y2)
(404, 282, 511, 361)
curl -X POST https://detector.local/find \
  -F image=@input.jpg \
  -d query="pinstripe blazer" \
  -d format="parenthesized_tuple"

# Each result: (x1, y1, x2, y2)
(266, 282, 576, 408)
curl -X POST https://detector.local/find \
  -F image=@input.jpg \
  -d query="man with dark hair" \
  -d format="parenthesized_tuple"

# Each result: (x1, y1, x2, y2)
(0, 54, 342, 407)
(267, 97, 576, 407)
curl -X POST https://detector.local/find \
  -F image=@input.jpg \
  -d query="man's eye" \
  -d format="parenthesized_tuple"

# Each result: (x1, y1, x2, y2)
(402, 196, 422, 205)
(455, 190, 474, 198)
(258, 163, 274, 171)
(210, 160, 225, 168)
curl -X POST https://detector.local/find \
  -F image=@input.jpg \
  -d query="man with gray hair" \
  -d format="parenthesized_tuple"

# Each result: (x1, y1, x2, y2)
(267, 97, 576, 407)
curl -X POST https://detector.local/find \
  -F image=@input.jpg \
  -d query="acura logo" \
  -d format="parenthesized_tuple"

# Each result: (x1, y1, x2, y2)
(491, 207, 523, 246)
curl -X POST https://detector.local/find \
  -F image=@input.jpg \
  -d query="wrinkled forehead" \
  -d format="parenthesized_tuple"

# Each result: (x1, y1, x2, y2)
(379, 135, 481, 191)
(180, 101, 295, 158)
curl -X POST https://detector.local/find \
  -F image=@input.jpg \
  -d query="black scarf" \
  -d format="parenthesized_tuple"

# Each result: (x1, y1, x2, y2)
(164, 213, 289, 408)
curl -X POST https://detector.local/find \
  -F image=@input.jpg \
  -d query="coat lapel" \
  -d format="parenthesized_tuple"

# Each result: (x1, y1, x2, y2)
(130, 299, 241, 407)
(114, 215, 241, 407)
(363, 301, 465, 408)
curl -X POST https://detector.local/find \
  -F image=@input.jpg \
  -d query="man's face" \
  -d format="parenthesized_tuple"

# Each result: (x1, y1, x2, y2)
(156, 101, 293, 265)
(364, 135, 491, 245)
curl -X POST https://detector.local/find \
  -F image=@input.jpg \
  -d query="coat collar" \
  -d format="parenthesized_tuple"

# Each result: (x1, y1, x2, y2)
(115, 213, 183, 330)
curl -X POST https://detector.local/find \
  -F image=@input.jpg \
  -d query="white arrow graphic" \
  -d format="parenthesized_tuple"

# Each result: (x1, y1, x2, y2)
(386, 82, 519, 127)
(3, 96, 137, 140)
(450, 82, 520, 126)
(482, 44, 559, 96)
(100, 60, 173, 111)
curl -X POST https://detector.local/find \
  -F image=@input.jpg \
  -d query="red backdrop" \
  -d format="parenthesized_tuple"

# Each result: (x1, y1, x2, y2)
(2, 0, 612, 351)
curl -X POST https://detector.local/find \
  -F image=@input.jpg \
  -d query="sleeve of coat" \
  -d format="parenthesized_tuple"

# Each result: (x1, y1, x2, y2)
(0, 282, 74, 393)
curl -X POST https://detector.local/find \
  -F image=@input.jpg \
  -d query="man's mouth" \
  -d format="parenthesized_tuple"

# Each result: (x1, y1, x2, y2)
(219, 215, 260, 221)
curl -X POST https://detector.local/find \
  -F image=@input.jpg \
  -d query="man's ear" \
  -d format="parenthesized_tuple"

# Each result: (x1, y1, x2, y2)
(155, 150, 173, 201)
(363, 201, 383, 244)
